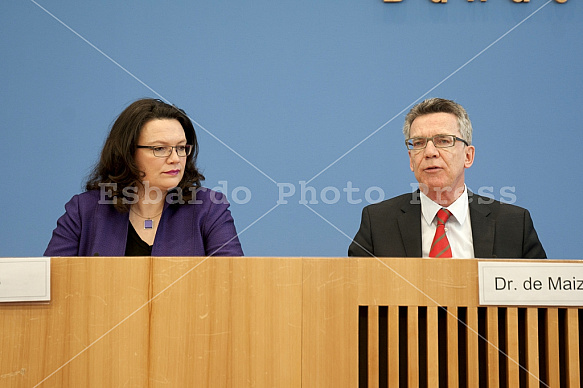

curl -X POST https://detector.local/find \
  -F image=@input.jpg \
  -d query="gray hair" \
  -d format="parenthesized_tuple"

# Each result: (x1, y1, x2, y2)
(403, 98, 473, 145)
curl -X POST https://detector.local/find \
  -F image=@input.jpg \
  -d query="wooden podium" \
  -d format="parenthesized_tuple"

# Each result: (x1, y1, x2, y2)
(1, 257, 581, 387)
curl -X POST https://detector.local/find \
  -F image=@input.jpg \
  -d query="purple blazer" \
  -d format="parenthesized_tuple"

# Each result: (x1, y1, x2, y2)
(44, 188, 243, 257)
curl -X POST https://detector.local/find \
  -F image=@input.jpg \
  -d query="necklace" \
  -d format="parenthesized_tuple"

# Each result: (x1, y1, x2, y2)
(130, 207, 163, 229)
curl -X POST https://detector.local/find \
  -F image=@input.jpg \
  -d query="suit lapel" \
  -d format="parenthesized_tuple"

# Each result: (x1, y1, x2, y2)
(469, 193, 495, 258)
(398, 199, 422, 257)
(93, 203, 129, 256)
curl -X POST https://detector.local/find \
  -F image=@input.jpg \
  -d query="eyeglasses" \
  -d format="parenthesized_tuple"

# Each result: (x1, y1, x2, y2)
(405, 134, 469, 151)
(136, 145, 193, 157)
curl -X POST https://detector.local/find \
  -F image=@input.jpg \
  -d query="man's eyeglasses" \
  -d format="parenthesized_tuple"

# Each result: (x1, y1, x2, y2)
(405, 134, 469, 151)
(136, 145, 193, 157)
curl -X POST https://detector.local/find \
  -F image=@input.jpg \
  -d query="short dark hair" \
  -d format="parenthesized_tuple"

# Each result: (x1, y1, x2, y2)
(86, 98, 205, 212)
(403, 98, 473, 145)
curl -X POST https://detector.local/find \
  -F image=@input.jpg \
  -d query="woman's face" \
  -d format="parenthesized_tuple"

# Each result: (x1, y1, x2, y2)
(134, 119, 187, 196)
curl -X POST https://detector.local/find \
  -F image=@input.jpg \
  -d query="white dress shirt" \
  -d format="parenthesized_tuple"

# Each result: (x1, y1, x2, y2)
(420, 186, 475, 258)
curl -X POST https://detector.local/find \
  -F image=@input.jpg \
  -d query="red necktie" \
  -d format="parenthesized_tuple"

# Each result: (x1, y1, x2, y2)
(429, 208, 452, 258)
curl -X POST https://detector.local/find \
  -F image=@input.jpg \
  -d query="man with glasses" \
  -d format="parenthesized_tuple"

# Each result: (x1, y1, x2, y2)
(348, 98, 546, 259)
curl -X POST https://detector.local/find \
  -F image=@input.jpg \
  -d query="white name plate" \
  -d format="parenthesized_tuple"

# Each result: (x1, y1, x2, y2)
(0, 257, 51, 302)
(479, 261, 583, 306)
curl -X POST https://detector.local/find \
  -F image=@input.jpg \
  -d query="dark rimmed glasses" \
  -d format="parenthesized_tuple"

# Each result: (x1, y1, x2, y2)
(405, 134, 469, 151)
(136, 145, 193, 157)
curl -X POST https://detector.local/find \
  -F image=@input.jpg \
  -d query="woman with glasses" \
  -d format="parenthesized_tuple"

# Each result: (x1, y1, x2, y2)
(45, 98, 243, 257)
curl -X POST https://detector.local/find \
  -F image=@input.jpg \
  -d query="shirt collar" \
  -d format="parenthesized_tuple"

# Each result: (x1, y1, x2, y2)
(420, 186, 469, 226)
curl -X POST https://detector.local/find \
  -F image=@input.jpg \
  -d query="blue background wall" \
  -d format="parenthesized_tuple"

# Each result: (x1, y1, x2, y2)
(1, 0, 581, 258)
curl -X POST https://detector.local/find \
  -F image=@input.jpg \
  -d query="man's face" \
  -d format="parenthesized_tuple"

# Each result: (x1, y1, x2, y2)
(408, 112, 475, 200)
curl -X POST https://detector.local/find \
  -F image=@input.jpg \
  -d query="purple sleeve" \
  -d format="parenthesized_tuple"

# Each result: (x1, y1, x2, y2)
(44, 195, 82, 256)
(201, 192, 244, 257)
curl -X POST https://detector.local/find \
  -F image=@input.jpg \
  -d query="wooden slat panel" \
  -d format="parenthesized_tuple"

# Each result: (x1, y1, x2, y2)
(505, 308, 520, 387)
(149, 257, 228, 387)
(525, 308, 540, 388)
(565, 308, 581, 387)
(486, 307, 500, 388)
(0, 257, 151, 388)
(387, 305, 400, 387)
(545, 308, 560, 387)
(149, 257, 303, 388)
(303, 258, 358, 388)
(426, 306, 439, 388)
(466, 307, 479, 387)
(447, 307, 459, 388)
(3, 257, 582, 387)
(408, 307, 419, 387)
(368, 306, 380, 388)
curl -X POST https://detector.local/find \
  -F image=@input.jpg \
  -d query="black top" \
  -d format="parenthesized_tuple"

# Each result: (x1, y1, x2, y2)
(125, 222, 152, 256)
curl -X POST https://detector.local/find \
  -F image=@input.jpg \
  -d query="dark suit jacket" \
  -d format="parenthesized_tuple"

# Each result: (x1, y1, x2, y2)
(348, 191, 546, 259)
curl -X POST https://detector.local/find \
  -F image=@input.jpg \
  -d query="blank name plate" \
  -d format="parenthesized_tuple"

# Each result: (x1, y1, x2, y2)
(0, 257, 50, 302)
(479, 261, 583, 306)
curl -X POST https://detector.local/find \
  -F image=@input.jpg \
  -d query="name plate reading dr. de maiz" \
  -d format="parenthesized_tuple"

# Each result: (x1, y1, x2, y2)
(0, 257, 50, 302)
(478, 261, 583, 306)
